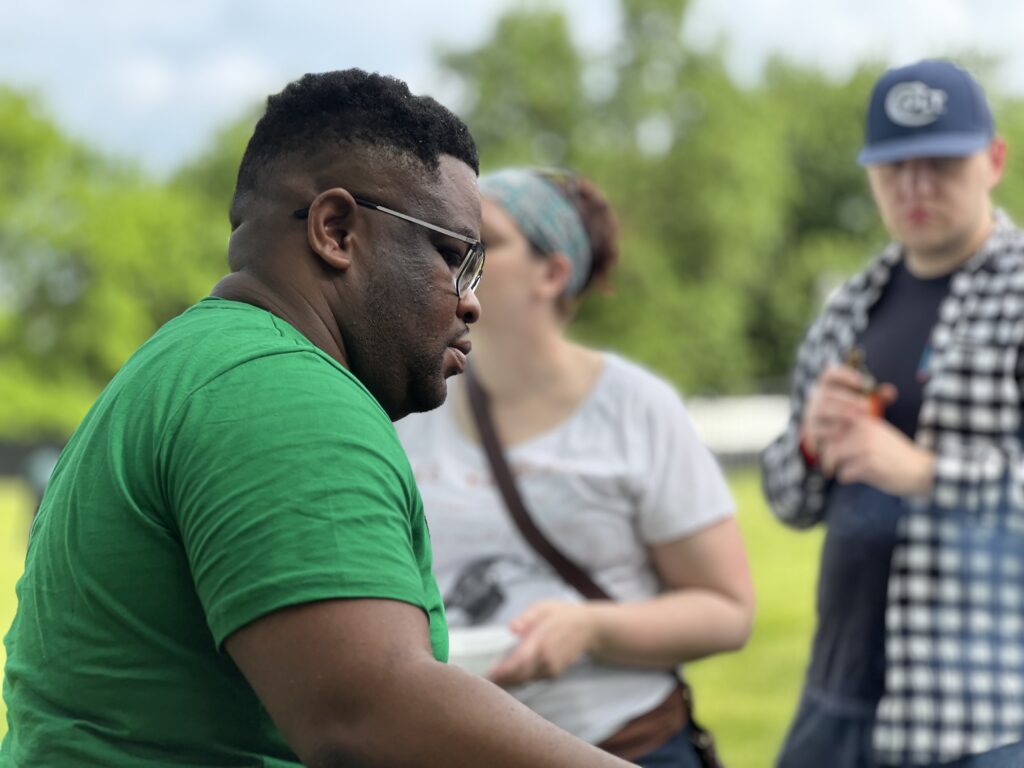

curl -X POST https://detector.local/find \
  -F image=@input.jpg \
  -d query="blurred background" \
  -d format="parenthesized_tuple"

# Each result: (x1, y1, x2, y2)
(4, 0, 1024, 764)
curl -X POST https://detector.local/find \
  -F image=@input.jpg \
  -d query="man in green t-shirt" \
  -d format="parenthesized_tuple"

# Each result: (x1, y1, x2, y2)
(0, 70, 633, 767)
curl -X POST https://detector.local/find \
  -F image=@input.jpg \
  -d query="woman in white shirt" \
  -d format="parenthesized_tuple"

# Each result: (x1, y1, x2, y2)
(396, 167, 754, 767)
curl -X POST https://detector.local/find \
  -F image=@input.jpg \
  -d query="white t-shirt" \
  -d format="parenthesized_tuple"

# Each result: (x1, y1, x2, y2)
(396, 353, 734, 744)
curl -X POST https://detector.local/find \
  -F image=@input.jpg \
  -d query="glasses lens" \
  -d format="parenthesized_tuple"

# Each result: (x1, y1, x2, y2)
(457, 245, 484, 296)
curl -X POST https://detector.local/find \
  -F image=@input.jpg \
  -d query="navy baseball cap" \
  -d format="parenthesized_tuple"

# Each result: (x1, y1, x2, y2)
(858, 59, 994, 166)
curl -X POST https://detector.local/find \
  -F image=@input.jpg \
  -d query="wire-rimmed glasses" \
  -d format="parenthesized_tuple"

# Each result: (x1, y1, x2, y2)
(294, 195, 485, 298)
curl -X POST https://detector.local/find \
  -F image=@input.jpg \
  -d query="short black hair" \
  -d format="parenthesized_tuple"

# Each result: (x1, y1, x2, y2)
(231, 69, 478, 211)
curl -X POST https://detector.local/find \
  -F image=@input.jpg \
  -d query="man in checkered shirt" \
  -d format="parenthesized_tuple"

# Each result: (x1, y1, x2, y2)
(763, 60, 1024, 767)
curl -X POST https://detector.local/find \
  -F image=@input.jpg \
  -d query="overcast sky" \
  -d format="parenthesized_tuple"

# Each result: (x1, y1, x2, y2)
(3, 0, 1023, 175)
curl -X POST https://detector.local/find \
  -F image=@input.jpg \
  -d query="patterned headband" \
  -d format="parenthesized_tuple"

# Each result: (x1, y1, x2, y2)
(478, 168, 591, 297)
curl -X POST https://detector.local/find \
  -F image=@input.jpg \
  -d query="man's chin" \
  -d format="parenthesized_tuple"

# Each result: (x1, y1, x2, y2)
(404, 379, 448, 416)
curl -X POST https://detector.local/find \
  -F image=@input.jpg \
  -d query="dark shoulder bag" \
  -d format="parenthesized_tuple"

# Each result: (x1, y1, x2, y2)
(464, 366, 724, 768)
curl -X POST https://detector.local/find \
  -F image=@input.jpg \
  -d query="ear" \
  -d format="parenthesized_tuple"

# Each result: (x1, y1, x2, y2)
(987, 136, 1008, 188)
(536, 252, 574, 302)
(302, 188, 360, 271)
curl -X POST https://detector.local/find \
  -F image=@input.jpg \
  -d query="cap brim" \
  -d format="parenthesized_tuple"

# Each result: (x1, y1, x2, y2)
(857, 132, 992, 166)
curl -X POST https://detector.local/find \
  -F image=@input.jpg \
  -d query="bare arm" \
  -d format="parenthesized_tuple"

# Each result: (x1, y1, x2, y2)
(489, 518, 754, 684)
(225, 598, 636, 768)
(589, 517, 754, 667)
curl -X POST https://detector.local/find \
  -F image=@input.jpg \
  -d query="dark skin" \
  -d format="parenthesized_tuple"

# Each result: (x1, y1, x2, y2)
(215, 153, 635, 767)
(215, 152, 480, 419)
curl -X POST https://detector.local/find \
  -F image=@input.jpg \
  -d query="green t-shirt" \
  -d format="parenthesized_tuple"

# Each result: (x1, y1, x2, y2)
(0, 297, 447, 767)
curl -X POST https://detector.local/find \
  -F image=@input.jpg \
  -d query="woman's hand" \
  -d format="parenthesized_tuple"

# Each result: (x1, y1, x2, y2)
(485, 517, 754, 687)
(486, 600, 602, 687)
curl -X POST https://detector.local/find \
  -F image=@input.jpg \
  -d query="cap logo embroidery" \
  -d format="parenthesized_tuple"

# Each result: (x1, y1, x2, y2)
(885, 81, 948, 127)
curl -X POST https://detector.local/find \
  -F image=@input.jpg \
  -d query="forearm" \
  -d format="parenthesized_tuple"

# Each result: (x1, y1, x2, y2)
(301, 657, 635, 768)
(586, 589, 753, 669)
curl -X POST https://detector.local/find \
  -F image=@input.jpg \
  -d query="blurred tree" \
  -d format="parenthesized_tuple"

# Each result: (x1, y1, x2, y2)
(442, 0, 794, 394)
(440, 9, 587, 170)
(440, 3, 1024, 396)
(4, 9, 1024, 440)
(748, 60, 887, 387)
(0, 89, 226, 438)
(172, 114, 257, 214)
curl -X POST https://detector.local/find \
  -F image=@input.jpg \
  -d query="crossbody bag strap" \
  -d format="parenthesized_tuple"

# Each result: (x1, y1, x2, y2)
(463, 364, 610, 602)
(463, 364, 724, 768)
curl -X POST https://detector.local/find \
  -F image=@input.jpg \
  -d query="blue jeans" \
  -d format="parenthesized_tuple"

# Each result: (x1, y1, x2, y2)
(939, 740, 1024, 767)
(777, 691, 1024, 767)
(634, 723, 704, 768)
(776, 690, 876, 768)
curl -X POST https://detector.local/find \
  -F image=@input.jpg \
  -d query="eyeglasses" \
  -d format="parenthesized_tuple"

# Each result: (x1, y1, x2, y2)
(294, 195, 485, 299)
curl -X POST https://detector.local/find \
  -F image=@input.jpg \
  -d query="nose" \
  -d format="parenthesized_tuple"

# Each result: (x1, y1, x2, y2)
(899, 159, 937, 196)
(457, 286, 481, 325)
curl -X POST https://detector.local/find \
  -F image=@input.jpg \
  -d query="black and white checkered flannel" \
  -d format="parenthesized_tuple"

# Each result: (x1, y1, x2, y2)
(762, 211, 1024, 765)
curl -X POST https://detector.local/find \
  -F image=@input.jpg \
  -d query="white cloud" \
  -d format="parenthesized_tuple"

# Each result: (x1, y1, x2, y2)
(184, 49, 280, 121)
(112, 55, 175, 111)
(684, 0, 1024, 94)
(3, 0, 1024, 175)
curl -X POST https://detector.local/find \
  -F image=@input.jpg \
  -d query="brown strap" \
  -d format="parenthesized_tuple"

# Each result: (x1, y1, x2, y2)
(464, 365, 722, 766)
(464, 364, 610, 602)
(597, 684, 688, 761)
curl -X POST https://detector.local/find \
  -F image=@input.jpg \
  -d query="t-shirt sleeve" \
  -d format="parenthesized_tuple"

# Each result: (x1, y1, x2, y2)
(159, 350, 428, 647)
(633, 373, 735, 544)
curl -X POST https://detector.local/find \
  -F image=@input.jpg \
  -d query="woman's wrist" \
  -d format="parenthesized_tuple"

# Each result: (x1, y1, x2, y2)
(583, 600, 618, 656)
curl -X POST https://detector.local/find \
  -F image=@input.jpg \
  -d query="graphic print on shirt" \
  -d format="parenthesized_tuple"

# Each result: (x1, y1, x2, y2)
(444, 554, 554, 626)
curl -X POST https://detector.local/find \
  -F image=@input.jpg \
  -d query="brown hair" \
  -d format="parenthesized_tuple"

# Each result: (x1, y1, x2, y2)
(542, 173, 620, 297)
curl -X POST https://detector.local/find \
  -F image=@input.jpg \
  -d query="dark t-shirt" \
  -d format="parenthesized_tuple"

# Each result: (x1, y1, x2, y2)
(807, 260, 952, 705)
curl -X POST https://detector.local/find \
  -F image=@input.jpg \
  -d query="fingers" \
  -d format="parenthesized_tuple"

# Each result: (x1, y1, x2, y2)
(819, 445, 835, 477)
(507, 603, 548, 635)
(819, 421, 863, 479)
(488, 604, 584, 686)
(486, 646, 532, 686)
(489, 607, 550, 686)
(805, 364, 892, 443)
(835, 457, 866, 485)
(819, 364, 866, 390)
(877, 383, 898, 405)
(486, 633, 547, 687)
(804, 387, 870, 445)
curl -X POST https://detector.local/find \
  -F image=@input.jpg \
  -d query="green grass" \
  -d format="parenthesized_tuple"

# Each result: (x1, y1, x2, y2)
(687, 470, 823, 767)
(0, 471, 823, 766)
(0, 481, 33, 740)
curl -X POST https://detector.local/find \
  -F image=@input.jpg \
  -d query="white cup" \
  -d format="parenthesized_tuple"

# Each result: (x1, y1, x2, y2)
(447, 625, 519, 676)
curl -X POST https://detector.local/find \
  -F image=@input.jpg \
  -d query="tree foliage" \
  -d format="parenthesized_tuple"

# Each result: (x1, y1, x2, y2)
(3, 4, 1024, 438)
(440, 3, 1024, 395)
(0, 90, 226, 437)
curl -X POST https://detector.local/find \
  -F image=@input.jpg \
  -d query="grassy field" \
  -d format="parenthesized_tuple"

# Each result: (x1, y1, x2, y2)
(0, 481, 33, 742)
(0, 471, 822, 766)
(687, 470, 823, 767)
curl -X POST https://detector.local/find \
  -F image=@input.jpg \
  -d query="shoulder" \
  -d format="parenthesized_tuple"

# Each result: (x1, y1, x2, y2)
(164, 348, 412, 507)
(986, 227, 1024, 275)
(599, 353, 685, 406)
(201, 351, 392, 441)
(175, 300, 386, 416)
(155, 310, 396, 457)
(591, 354, 694, 435)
